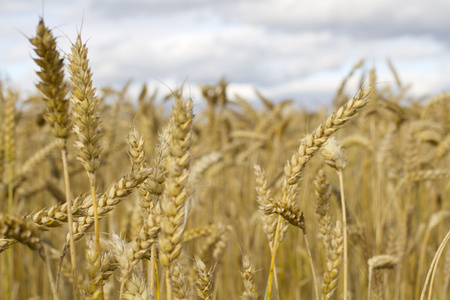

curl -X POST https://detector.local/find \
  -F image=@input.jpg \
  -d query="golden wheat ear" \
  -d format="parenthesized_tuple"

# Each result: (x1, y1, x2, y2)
(194, 257, 215, 300)
(159, 93, 193, 266)
(68, 35, 103, 175)
(0, 213, 44, 258)
(240, 255, 257, 300)
(30, 19, 71, 140)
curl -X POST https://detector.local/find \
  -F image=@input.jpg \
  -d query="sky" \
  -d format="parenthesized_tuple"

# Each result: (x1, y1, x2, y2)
(1, 0, 450, 109)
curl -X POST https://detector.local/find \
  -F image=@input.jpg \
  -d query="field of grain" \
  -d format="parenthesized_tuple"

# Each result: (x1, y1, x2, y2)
(0, 19, 449, 300)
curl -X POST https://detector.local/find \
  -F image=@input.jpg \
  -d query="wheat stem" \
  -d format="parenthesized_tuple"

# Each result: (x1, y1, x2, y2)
(155, 256, 161, 300)
(43, 244, 60, 300)
(88, 173, 104, 300)
(304, 233, 319, 300)
(420, 229, 450, 300)
(61, 145, 80, 300)
(166, 268, 172, 300)
(265, 205, 284, 300)
(149, 244, 156, 297)
(337, 170, 348, 300)
(368, 264, 373, 300)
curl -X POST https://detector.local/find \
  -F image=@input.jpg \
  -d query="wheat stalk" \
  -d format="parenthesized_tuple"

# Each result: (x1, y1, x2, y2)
(265, 75, 373, 299)
(68, 32, 104, 299)
(29, 19, 80, 297)
(159, 93, 193, 298)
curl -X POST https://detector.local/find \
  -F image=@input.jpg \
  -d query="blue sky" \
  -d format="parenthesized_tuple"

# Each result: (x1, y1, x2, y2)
(1, 0, 449, 108)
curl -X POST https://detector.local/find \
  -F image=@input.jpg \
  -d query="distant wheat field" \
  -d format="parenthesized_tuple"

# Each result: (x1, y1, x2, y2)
(0, 18, 449, 300)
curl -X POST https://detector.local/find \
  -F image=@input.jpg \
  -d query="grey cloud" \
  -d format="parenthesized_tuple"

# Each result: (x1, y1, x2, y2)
(220, 0, 450, 43)
(90, 0, 218, 18)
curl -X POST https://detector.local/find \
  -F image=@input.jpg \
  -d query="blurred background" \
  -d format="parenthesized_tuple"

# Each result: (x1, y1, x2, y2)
(1, 0, 450, 108)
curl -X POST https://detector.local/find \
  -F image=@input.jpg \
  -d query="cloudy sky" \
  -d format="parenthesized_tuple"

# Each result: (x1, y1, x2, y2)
(1, 0, 450, 108)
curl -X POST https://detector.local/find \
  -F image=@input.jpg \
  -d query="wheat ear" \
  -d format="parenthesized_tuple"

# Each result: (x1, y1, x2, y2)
(159, 93, 193, 299)
(367, 255, 398, 300)
(254, 164, 277, 251)
(121, 271, 149, 300)
(85, 237, 108, 299)
(0, 213, 44, 258)
(314, 169, 333, 250)
(241, 255, 257, 300)
(171, 261, 189, 300)
(195, 257, 214, 300)
(108, 234, 139, 299)
(29, 19, 71, 140)
(127, 125, 146, 171)
(322, 221, 344, 299)
(183, 224, 217, 243)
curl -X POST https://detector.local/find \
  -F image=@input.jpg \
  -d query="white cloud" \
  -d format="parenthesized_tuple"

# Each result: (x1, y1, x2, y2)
(224, 0, 450, 38)
(0, 0, 449, 108)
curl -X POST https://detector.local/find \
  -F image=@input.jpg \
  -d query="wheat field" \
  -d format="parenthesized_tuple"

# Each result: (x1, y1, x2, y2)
(0, 18, 449, 300)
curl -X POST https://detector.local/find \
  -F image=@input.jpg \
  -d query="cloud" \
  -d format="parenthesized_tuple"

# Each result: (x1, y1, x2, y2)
(0, 0, 449, 107)
(222, 0, 450, 41)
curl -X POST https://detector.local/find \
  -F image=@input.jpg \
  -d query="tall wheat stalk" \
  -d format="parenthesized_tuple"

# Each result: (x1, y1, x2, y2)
(159, 92, 193, 299)
(420, 229, 450, 300)
(68, 34, 104, 299)
(29, 19, 78, 298)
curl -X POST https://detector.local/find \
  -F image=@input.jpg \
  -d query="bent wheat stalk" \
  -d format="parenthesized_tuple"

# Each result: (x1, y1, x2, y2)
(264, 75, 374, 300)
(420, 229, 450, 300)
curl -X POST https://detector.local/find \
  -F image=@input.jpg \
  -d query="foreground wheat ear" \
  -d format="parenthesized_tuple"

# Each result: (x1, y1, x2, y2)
(159, 91, 194, 299)
(68, 33, 104, 299)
